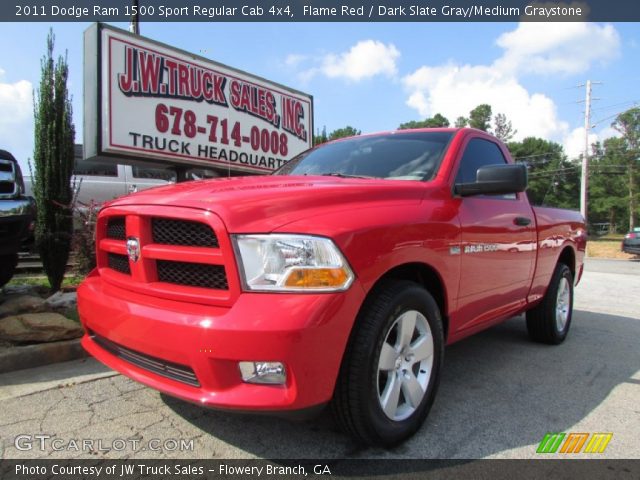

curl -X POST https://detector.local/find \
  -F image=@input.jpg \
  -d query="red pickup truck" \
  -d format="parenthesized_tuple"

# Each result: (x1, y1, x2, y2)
(78, 128, 586, 446)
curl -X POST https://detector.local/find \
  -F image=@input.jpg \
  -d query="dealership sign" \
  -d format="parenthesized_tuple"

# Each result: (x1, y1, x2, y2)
(84, 23, 313, 173)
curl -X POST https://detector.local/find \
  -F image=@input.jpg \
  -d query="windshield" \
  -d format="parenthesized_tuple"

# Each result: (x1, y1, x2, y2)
(274, 131, 454, 180)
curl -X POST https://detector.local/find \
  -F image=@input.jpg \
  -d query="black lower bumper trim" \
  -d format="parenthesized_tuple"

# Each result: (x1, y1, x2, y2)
(89, 331, 200, 388)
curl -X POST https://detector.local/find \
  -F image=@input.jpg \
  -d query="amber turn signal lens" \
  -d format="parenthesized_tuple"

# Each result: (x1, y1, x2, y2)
(284, 268, 350, 288)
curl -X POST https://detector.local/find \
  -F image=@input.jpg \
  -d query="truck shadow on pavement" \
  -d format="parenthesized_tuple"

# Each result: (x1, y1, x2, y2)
(163, 309, 640, 459)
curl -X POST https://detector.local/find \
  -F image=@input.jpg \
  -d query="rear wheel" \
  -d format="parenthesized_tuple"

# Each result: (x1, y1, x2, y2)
(526, 263, 574, 345)
(0, 253, 18, 288)
(332, 280, 444, 446)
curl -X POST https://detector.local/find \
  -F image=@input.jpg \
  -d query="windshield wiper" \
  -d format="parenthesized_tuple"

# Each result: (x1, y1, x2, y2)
(316, 172, 379, 179)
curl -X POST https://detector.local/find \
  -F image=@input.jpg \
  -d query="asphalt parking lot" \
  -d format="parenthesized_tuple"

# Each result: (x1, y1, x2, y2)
(1, 258, 638, 459)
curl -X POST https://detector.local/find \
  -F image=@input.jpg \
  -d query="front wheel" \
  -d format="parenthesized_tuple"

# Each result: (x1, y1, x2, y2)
(332, 280, 444, 446)
(526, 263, 574, 345)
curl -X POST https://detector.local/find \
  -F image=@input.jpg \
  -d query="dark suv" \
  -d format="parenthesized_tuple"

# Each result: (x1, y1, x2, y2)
(622, 227, 640, 256)
(0, 150, 34, 287)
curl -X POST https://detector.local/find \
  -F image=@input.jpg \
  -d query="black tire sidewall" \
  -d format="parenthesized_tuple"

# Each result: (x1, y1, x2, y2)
(364, 283, 444, 445)
(551, 265, 574, 342)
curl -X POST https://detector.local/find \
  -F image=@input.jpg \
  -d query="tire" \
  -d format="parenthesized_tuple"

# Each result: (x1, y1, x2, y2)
(0, 253, 18, 288)
(332, 280, 444, 447)
(526, 263, 574, 345)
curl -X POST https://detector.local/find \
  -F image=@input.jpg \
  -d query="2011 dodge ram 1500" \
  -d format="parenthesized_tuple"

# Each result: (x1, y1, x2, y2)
(78, 128, 586, 446)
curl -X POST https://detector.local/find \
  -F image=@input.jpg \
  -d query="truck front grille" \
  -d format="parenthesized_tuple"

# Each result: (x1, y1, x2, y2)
(0, 158, 16, 199)
(98, 208, 235, 304)
(106, 217, 126, 240)
(108, 252, 130, 275)
(152, 218, 219, 247)
(90, 332, 200, 387)
(157, 260, 228, 290)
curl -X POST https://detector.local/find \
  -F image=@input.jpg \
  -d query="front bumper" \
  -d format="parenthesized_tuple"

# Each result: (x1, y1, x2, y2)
(78, 270, 365, 411)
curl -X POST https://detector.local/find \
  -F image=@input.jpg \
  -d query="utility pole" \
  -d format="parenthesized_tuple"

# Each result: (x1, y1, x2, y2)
(129, 0, 139, 35)
(578, 80, 601, 225)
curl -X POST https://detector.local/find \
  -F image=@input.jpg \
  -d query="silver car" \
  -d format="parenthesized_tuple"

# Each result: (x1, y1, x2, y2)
(24, 145, 222, 206)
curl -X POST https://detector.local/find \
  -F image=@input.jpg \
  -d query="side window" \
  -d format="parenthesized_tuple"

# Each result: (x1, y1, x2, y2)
(454, 138, 507, 185)
(73, 159, 118, 177)
(131, 166, 176, 182)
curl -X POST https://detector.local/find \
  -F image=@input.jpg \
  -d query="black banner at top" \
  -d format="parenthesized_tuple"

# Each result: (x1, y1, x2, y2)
(4, 0, 640, 22)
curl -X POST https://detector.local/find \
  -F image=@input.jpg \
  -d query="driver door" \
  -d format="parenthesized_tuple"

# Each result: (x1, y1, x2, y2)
(453, 137, 536, 332)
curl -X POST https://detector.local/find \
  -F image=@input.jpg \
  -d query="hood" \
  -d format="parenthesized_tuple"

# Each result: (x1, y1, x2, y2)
(106, 175, 426, 232)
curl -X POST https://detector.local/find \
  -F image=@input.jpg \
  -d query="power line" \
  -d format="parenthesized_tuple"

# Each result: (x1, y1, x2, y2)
(591, 109, 637, 128)
(528, 166, 578, 174)
(509, 135, 637, 164)
(528, 164, 631, 179)
(529, 168, 579, 178)
(513, 152, 564, 161)
(590, 99, 639, 113)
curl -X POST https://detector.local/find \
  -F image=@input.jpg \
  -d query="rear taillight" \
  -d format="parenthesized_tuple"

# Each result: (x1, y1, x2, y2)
(626, 233, 637, 239)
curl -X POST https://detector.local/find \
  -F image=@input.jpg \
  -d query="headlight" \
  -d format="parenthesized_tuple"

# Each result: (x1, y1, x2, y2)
(232, 234, 354, 292)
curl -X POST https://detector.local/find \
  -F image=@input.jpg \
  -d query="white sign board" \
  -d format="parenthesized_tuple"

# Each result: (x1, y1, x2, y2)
(84, 24, 313, 174)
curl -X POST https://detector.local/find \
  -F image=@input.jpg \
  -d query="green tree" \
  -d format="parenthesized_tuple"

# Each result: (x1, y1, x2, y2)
(468, 104, 492, 131)
(32, 30, 75, 292)
(507, 137, 578, 209)
(398, 120, 424, 130)
(425, 113, 450, 127)
(328, 126, 361, 141)
(454, 116, 468, 128)
(589, 139, 628, 231)
(313, 125, 328, 146)
(493, 113, 517, 142)
(611, 107, 640, 230)
(398, 113, 450, 129)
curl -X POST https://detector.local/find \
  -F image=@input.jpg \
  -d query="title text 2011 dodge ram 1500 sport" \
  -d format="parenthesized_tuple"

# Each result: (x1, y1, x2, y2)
(78, 128, 586, 446)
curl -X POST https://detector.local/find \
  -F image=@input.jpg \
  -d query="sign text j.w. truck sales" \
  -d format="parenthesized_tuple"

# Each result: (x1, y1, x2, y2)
(84, 24, 312, 173)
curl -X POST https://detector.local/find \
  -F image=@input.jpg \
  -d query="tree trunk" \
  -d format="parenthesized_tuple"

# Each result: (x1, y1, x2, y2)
(609, 208, 615, 234)
(630, 163, 636, 231)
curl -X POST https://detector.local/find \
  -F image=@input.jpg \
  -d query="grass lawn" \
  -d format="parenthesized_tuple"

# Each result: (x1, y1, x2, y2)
(587, 234, 637, 260)
(6, 274, 85, 290)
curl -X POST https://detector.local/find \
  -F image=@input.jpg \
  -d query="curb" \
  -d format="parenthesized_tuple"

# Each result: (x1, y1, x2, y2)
(0, 338, 88, 374)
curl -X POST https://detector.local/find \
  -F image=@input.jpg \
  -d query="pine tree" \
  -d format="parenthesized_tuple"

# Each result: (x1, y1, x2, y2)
(468, 104, 492, 131)
(454, 116, 468, 128)
(398, 113, 450, 129)
(328, 126, 361, 140)
(313, 126, 328, 146)
(612, 107, 640, 230)
(493, 113, 517, 142)
(32, 30, 75, 292)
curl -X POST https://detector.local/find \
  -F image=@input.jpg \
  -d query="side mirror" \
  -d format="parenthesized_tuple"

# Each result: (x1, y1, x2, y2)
(455, 163, 528, 197)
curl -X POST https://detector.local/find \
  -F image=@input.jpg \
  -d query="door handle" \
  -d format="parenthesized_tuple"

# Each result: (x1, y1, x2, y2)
(128, 184, 138, 194)
(514, 216, 532, 226)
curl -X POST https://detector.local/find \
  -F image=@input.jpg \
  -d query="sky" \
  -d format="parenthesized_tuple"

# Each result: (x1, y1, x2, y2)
(0, 20, 638, 172)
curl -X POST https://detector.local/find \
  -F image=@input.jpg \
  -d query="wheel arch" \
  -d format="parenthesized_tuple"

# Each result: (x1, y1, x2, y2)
(364, 262, 449, 341)
(557, 245, 576, 279)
